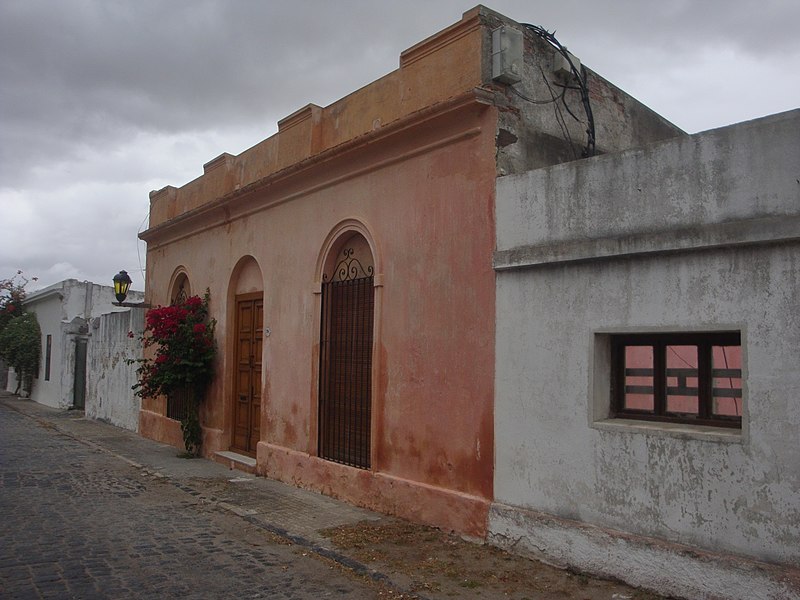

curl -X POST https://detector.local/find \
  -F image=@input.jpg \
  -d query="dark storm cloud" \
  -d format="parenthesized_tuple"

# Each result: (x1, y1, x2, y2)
(4, 0, 795, 186)
(0, 0, 448, 187)
(509, 0, 800, 55)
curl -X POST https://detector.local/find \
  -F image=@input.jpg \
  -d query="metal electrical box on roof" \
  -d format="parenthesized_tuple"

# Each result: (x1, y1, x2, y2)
(491, 26, 523, 84)
(553, 50, 581, 79)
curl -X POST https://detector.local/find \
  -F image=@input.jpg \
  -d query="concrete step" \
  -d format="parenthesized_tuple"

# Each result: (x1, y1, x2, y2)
(214, 450, 257, 474)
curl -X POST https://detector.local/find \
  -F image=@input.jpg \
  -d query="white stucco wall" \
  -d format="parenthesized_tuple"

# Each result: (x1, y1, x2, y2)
(492, 110, 800, 599)
(26, 288, 67, 407)
(86, 308, 144, 431)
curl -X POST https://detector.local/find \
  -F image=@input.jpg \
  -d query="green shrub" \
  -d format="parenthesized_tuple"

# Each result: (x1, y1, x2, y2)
(0, 311, 41, 394)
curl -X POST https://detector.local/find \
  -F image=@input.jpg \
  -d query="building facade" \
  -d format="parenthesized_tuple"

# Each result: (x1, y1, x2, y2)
(138, 5, 679, 536)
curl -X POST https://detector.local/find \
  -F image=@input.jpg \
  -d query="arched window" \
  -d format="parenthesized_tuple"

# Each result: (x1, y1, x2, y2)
(171, 273, 190, 305)
(318, 234, 374, 469)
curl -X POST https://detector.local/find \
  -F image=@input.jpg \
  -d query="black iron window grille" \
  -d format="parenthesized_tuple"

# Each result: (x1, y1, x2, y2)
(318, 248, 374, 469)
(167, 385, 190, 422)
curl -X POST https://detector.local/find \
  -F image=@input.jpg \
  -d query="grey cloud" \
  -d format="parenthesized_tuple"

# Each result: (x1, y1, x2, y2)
(1, 0, 797, 290)
(0, 0, 452, 186)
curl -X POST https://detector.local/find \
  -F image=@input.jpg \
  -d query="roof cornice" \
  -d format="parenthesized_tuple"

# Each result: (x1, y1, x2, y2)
(140, 87, 497, 249)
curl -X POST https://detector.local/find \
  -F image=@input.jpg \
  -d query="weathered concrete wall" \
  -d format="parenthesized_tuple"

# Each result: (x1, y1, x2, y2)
(86, 308, 145, 431)
(484, 12, 683, 176)
(492, 110, 800, 599)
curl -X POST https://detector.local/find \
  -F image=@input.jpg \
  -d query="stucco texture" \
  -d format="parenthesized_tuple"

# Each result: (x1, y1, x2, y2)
(142, 100, 497, 535)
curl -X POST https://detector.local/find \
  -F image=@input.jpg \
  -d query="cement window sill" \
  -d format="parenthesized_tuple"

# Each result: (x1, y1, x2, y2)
(592, 418, 743, 444)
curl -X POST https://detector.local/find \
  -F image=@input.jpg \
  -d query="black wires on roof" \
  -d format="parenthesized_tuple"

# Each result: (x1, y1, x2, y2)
(521, 24, 596, 158)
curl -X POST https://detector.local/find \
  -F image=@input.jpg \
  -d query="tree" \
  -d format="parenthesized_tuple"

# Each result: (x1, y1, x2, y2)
(0, 271, 36, 333)
(0, 311, 41, 394)
(0, 271, 40, 394)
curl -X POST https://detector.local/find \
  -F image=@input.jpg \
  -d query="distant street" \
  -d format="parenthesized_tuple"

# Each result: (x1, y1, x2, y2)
(0, 405, 380, 599)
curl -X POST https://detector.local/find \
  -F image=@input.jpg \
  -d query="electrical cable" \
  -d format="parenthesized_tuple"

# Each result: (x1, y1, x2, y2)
(538, 64, 577, 159)
(560, 93, 583, 125)
(507, 84, 563, 105)
(135, 207, 151, 289)
(550, 83, 585, 122)
(552, 82, 582, 92)
(521, 24, 596, 157)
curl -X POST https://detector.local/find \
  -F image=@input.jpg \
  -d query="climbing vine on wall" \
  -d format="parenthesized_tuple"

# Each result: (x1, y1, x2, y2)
(131, 291, 216, 455)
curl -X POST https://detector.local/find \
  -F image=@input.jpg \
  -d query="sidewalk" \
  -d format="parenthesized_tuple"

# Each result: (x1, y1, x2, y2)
(0, 392, 664, 600)
(0, 393, 384, 553)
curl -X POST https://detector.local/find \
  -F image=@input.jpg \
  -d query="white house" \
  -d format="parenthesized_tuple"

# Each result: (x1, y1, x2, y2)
(9, 279, 143, 414)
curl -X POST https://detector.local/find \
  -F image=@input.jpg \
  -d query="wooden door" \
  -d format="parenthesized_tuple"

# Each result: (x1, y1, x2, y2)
(232, 294, 263, 455)
(73, 338, 87, 409)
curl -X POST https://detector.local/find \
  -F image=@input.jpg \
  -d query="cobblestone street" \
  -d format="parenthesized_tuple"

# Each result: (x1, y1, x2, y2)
(0, 405, 385, 599)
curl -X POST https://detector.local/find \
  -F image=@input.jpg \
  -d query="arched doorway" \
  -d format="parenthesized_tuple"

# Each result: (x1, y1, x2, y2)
(318, 234, 375, 469)
(229, 257, 264, 456)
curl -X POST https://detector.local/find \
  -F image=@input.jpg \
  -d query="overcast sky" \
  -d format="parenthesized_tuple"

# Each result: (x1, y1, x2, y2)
(1, 0, 798, 294)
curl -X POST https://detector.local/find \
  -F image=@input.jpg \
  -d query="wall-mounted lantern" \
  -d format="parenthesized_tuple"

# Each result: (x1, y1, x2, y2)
(113, 270, 132, 302)
(112, 270, 151, 308)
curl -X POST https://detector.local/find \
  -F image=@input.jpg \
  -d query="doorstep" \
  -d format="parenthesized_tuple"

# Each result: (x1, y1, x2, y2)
(214, 450, 257, 474)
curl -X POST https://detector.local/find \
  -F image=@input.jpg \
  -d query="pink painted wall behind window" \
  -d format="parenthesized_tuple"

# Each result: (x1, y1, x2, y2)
(624, 345, 742, 416)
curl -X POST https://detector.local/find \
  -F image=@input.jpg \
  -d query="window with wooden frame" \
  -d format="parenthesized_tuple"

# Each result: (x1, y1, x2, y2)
(611, 332, 742, 428)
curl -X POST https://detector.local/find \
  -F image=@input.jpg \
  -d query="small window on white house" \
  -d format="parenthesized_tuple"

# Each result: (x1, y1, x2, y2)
(611, 332, 742, 428)
(44, 334, 52, 381)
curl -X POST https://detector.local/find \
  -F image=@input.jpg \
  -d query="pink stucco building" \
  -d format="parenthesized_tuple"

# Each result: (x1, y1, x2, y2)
(139, 5, 680, 536)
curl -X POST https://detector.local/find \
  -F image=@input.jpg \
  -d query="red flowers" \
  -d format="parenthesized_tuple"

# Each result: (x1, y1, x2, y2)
(145, 305, 189, 340)
(131, 292, 216, 401)
(185, 296, 202, 308)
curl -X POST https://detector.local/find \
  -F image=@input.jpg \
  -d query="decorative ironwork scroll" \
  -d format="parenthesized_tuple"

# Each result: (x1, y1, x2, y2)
(171, 282, 188, 305)
(323, 248, 374, 282)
